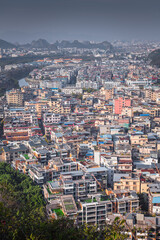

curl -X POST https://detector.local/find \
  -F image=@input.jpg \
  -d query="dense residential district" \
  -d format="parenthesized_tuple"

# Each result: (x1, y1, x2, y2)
(1, 41, 160, 239)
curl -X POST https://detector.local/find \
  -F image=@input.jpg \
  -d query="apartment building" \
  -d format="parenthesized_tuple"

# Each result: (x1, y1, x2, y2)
(77, 196, 112, 226)
(114, 176, 140, 193)
(2, 143, 28, 162)
(105, 88, 114, 100)
(108, 213, 159, 240)
(35, 101, 49, 118)
(44, 171, 97, 201)
(130, 134, 148, 146)
(145, 88, 160, 102)
(6, 89, 24, 106)
(77, 190, 139, 226)
(86, 167, 108, 190)
(61, 171, 97, 200)
(148, 183, 160, 215)
(4, 127, 30, 141)
(114, 97, 131, 115)
(43, 113, 61, 124)
(28, 164, 58, 185)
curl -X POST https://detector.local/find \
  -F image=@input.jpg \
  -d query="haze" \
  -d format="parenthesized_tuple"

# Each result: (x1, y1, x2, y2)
(0, 0, 160, 43)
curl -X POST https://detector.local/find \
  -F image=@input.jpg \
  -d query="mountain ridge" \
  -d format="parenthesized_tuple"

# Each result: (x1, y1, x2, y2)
(0, 39, 16, 49)
(0, 38, 113, 51)
(54, 39, 113, 50)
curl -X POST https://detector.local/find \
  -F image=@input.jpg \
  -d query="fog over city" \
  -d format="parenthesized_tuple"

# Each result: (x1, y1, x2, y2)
(1, 0, 160, 43)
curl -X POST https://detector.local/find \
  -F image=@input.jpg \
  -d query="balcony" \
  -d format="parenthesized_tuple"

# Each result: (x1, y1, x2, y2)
(97, 211, 106, 216)
(86, 208, 96, 213)
(87, 218, 96, 223)
(97, 207, 105, 211)
(87, 213, 96, 217)
(119, 208, 126, 213)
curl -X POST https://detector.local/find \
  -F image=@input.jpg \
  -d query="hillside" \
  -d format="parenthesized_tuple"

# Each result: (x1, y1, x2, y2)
(31, 38, 50, 48)
(0, 39, 16, 49)
(148, 49, 160, 67)
(0, 162, 127, 240)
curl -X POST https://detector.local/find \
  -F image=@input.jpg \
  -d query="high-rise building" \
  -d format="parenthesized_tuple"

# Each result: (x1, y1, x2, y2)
(114, 97, 131, 115)
(6, 89, 24, 106)
(105, 88, 114, 100)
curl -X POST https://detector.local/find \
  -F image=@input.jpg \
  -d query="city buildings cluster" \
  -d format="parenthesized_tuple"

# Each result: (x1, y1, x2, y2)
(1, 42, 160, 239)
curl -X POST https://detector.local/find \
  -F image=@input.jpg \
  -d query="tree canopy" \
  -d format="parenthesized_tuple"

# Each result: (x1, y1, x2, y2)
(0, 162, 128, 240)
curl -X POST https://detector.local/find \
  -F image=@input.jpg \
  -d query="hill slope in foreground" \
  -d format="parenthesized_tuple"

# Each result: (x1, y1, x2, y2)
(148, 49, 160, 67)
(0, 39, 16, 49)
(0, 162, 126, 240)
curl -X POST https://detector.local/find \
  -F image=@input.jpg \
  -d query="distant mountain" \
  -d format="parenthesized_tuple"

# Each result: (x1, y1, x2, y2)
(148, 49, 160, 67)
(21, 39, 113, 51)
(0, 38, 113, 51)
(0, 39, 16, 49)
(55, 40, 113, 50)
(21, 39, 57, 50)
(31, 39, 50, 48)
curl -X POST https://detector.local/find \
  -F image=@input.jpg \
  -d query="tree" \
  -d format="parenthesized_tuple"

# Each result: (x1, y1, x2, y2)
(104, 217, 127, 240)
(0, 162, 46, 240)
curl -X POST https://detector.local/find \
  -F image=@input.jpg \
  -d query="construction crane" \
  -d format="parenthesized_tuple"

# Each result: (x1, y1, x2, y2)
(155, 163, 160, 175)
(91, 173, 104, 192)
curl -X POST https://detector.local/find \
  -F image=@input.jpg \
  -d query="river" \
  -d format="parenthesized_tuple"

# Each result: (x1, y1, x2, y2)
(18, 78, 29, 87)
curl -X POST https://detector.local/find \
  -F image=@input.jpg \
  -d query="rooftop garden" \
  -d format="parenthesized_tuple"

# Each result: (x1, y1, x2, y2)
(24, 154, 29, 160)
(65, 204, 75, 211)
(85, 199, 92, 203)
(84, 197, 97, 203)
(63, 200, 72, 205)
(52, 208, 64, 217)
(47, 187, 52, 195)
(100, 195, 110, 201)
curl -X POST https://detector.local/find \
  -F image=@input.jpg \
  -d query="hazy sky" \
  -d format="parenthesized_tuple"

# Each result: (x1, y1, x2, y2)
(0, 0, 160, 43)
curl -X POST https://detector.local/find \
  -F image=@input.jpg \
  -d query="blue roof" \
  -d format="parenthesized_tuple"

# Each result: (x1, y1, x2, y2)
(111, 128, 120, 131)
(140, 114, 150, 116)
(64, 122, 75, 125)
(152, 196, 160, 204)
(10, 108, 24, 111)
(134, 131, 144, 135)
(86, 150, 93, 156)
(86, 153, 93, 156)
(100, 134, 112, 139)
(55, 133, 63, 137)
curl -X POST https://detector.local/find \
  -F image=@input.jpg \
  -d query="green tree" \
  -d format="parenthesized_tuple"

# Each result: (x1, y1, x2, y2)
(104, 217, 127, 240)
